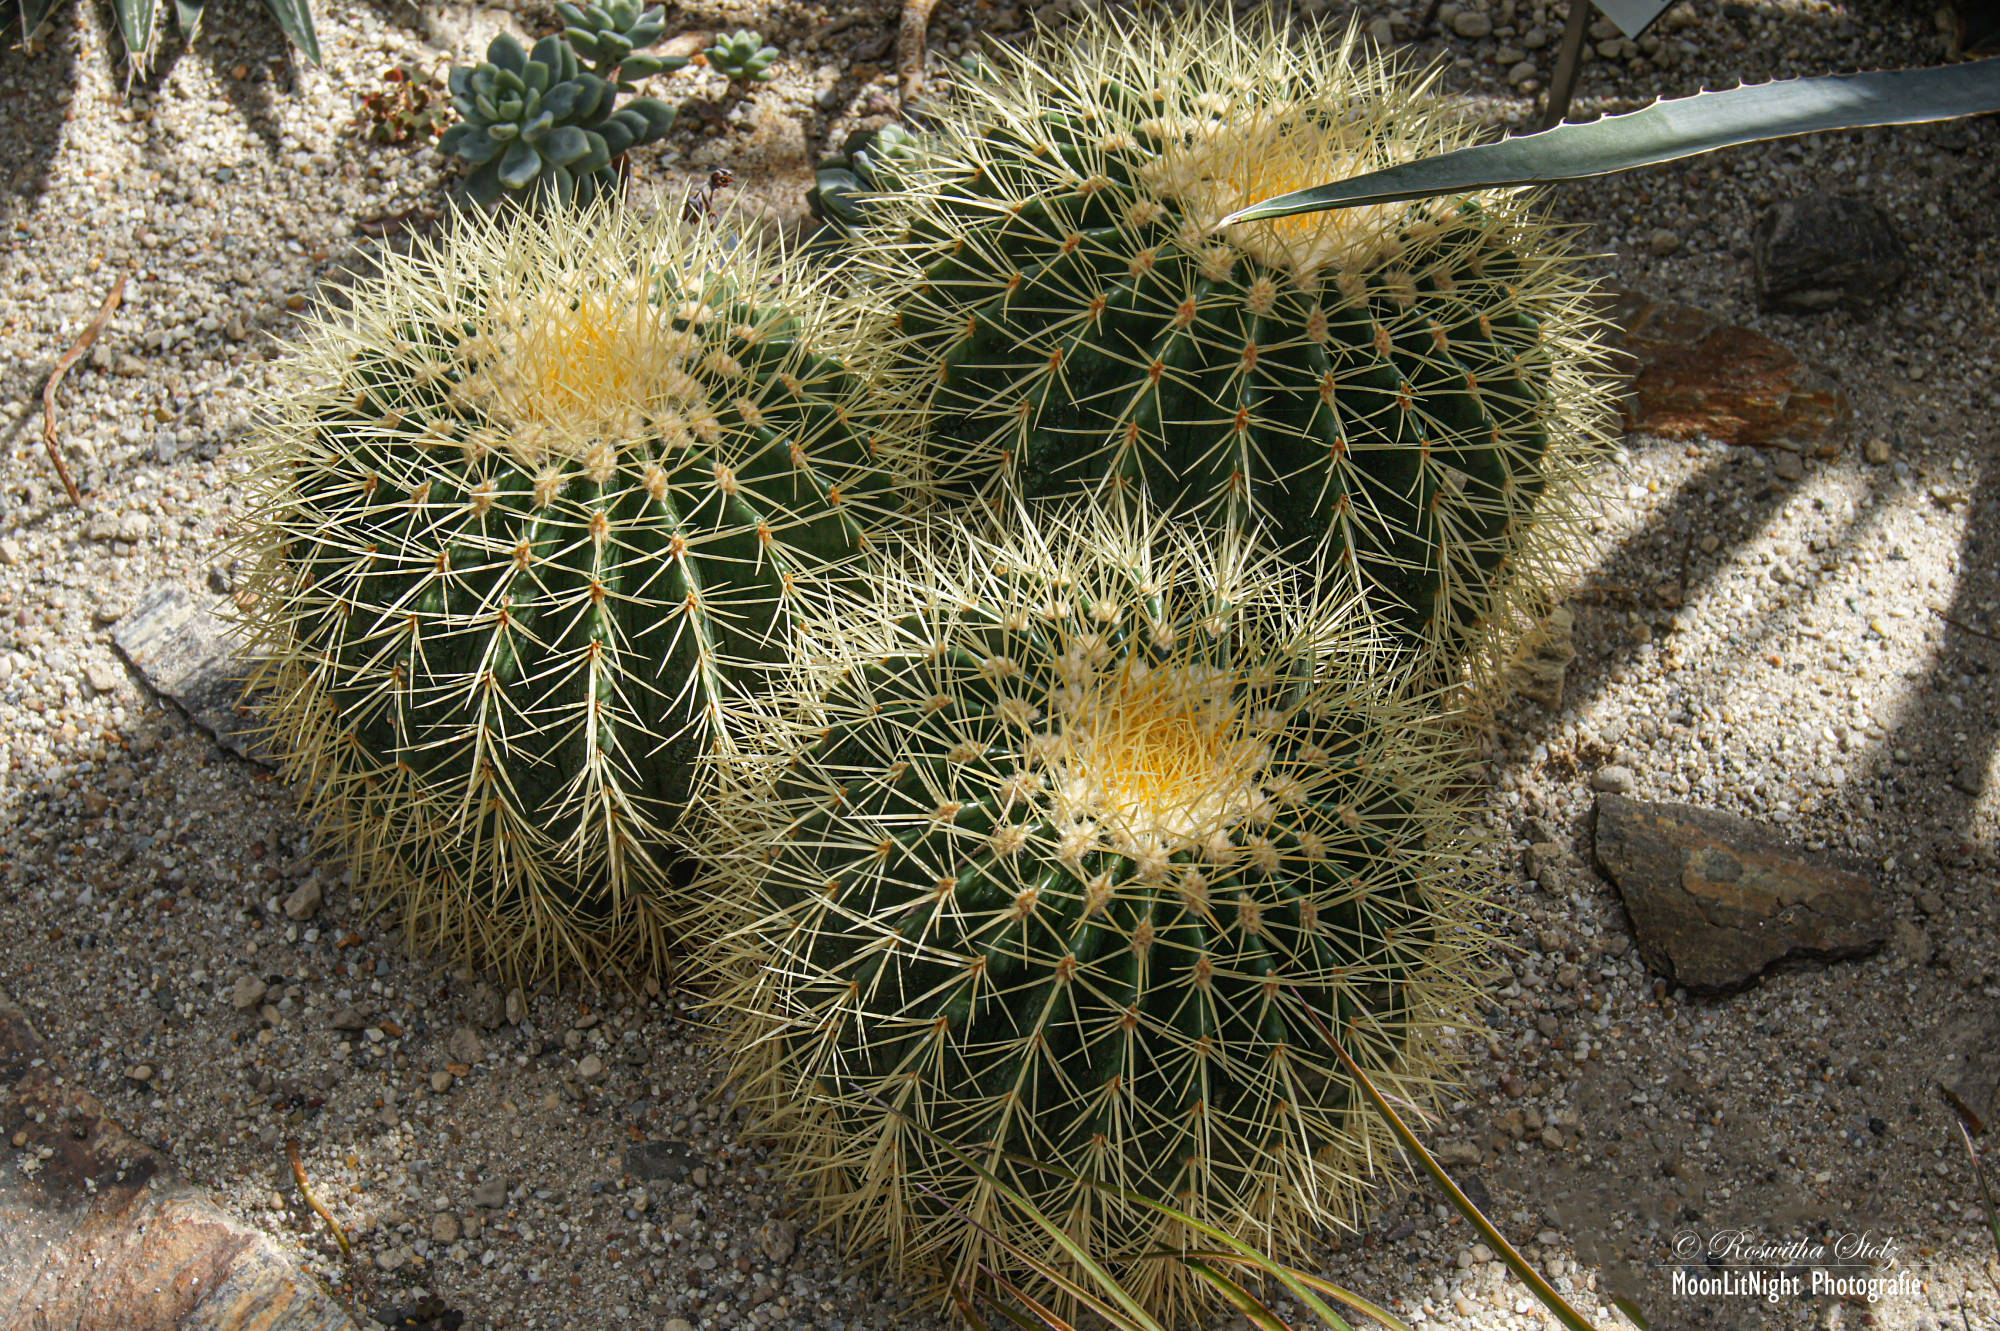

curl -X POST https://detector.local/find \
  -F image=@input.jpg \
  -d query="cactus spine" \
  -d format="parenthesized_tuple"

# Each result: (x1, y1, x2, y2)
(238, 202, 907, 982)
(854, 8, 1612, 683)
(701, 501, 1485, 1324)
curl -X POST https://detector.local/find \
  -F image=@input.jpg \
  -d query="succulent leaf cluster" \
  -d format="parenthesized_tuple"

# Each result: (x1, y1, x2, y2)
(848, 8, 1612, 691)
(441, 32, 677, 207)
(701, 502, 1484, 1325)
(807, 124, 924, 230)
(238, 202, 912, 982)
(703, 29, 779, 83)
(557, 0, 688, 88)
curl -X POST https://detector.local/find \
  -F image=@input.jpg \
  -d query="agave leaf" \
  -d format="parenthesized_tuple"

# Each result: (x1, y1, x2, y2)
(1281, 989, 1603, 1331)
(172, 0, 199, 39)
(18, 0, 59, 41)
(259, 0, 319, 65)
(1222, 58, 2000, 223)
(112, 0, 158, 70)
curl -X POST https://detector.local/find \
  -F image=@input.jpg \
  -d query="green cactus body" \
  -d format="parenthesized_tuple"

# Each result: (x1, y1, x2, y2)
(704, 504, 1481, 1323)
(858, 11, 1610, 676)
(239, 205, 906, 981)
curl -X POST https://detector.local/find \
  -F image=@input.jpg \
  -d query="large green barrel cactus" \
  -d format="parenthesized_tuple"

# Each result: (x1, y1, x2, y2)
(701, 502, 1484, 1324)
(850, 8, 1613, 681)
(238, 202, 909, 982)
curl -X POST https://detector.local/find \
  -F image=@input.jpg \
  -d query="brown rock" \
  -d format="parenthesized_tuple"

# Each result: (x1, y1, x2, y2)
(1600, 289, 1850, 455)
(1593, 794, 1885, 991)
(0, 987, 358, 1331)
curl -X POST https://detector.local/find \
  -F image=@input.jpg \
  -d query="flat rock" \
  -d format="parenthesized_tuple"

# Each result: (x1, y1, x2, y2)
(1601, 288, 1850, 455)
(623, 1139, 694, 1184)
(0, 986, 359, 1331)
(112, 583, 275, 768)
(1752, 195, 1907, 317)
(1593, 794, 1885, 992)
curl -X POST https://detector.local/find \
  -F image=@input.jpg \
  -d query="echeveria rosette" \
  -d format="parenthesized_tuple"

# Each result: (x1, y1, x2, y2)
(704, 29, 779, 83)
(855, 7, 1616, 699)
(698, 501, 1486, 1326)
(235, 203, 915, 985)
(441, 32, 676, 207)
(556, 0, 689, 89)
(808, 124, 925, 230)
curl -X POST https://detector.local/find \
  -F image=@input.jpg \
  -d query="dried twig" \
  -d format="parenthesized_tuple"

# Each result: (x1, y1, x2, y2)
(41, 273, 127, 508)
(1933, 606, 2000, 645)
(286, 1138, 352, 1257)
(897, 0, 942, 109)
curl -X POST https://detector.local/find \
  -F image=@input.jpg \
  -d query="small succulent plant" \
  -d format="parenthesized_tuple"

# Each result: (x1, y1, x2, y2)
(440, 33, 677, 208)
(807, 124, 923, 229)
(359, 66, 451, 146)
(557, 0, 688, 88)
(703, 29, 779, 84)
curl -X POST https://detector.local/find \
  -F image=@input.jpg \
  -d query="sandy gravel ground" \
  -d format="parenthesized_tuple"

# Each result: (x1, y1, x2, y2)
(1, 0, 1996, 1328)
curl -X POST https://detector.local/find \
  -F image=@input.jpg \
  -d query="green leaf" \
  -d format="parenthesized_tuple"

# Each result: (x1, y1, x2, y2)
(624, 94, 674, 138)
(172, 0, 199, 39)
(112, 0, 158, 68)
(1222, 57, 2000, 224)
(18, 0, 61, 42)
(1280, 989, 1603, 1331)
(259, 0, 319, 65)
(540, 124, 591, 165)
(497, 136, 542, 189)
(486, 31, 526, 74)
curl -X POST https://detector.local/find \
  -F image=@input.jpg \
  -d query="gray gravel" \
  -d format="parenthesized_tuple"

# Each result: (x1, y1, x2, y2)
(3, 0, 1998, 1328)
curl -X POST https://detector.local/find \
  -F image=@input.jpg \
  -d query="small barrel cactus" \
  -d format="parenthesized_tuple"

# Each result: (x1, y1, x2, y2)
(703, 29, 779, 83)
(853, 9, 1613, 685)
(237, 202, 912, 982)
(441, 33, 676, 207)
(699, 501, 1483, 1324)
(557, 0, 688, 87)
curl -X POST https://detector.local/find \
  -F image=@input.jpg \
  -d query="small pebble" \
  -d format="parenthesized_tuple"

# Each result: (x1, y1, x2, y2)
(282, 878, 321, 921)
(1592, 765, 1636, 795)
(230, 975, 268, 1011)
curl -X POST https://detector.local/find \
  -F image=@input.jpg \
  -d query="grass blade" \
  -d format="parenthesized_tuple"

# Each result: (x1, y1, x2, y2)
(1220, 58, 2000, 222)
(1183, 1259, 1294, 1329)
(1281, 988, 1603, 1331)
(990, 1154, 1374, 1331)
(1189, 1254, 1410, 1330)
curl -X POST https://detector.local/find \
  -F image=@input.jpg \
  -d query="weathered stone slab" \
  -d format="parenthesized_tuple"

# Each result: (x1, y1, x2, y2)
(1592, 794, 1886, 992)
(112, 582, 275, 767)
(0, 987, 357, 1331)
(1602, 288, 1851, 455)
